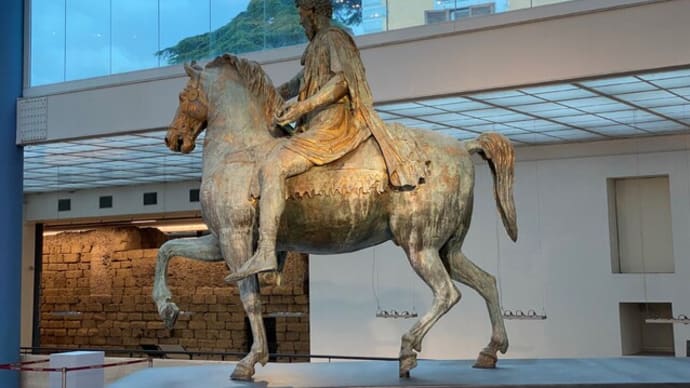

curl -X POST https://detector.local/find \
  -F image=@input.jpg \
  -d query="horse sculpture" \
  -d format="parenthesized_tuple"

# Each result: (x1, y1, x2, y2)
(152, 53, 518, 381)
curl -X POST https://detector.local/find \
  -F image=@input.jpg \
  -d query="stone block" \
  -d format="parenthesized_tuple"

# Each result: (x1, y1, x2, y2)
(188, 321, 206, 330)
(62, 253, 81, 263)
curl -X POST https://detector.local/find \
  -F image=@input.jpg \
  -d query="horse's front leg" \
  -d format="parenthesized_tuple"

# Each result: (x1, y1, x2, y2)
(152, 233, 223, 329)
(231, 275, 268, 381)
(219, 229, 268, 381)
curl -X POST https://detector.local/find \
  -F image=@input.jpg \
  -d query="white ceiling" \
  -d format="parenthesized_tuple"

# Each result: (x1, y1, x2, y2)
(24, 68, 690, 193)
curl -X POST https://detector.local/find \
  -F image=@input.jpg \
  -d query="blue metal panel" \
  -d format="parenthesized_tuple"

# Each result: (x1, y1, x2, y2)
(0, 0, 24, 387)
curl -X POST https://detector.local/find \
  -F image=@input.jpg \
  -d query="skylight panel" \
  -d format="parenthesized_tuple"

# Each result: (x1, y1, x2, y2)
(529, 88, 597, 101)
(580, 76, 640, 87)
(559, 97, 614, 109)
(650, 77, 690, 89)
(548, 130, 605, 140)
(633, 121, 688, 132)
(508, 133, 562, 144)
(591, 82, 657, 95)
(593, 125, 647, 136)
(444, 117, 491, 127)
(472, 90, 524, 100)
(376, 102, 422, 111)
(638, 69, 690, 81)
(519, 84, 577, 94)
(511, 103, 567, 114)
(431, 100, 491, 111)
(482, 95, 544, 106)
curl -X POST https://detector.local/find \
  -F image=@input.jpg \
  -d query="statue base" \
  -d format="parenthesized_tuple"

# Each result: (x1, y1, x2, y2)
(109, 357, 690, 387)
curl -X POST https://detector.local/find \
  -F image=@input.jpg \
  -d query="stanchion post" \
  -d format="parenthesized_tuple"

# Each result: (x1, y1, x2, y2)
(148, 358, 153, 368)
(61, 367, 67, 388)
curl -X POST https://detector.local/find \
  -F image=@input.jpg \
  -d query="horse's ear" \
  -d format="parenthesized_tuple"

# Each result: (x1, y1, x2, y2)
(184, 62, 201, 80)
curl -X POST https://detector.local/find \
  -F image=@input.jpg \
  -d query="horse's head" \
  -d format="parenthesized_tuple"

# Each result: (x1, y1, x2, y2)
(166, 62, 209, 153)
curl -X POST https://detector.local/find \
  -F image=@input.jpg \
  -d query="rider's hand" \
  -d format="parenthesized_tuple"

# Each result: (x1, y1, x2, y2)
(274, 101, 304, 126)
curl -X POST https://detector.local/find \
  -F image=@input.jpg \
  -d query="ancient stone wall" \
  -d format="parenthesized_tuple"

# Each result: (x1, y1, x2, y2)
(40, 227, 309, 360)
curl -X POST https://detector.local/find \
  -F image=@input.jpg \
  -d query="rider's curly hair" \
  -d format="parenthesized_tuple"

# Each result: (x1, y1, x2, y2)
(295, 0, 333, 19)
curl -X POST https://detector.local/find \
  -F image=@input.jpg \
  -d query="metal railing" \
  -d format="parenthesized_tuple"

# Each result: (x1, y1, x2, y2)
(20, 346, 398, 363)
(0, 356, 152, 388)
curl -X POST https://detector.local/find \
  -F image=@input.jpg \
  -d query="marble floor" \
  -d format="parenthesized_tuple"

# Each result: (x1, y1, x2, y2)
(108, 357, 690, 388)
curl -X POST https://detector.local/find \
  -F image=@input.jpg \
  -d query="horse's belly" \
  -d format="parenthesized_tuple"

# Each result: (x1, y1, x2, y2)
(279, 191, 391, 254)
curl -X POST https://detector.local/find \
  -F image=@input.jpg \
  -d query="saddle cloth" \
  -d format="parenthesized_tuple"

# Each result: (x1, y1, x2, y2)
(286, 136, 388, 199)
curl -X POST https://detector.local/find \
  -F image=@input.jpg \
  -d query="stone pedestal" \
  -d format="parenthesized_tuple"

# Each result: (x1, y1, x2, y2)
(49, 350, 104, 388)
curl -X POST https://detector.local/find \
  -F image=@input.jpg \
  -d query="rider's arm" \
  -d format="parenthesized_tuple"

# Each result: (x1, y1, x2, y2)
(275, 72, 349, 125)
(300, 72, 348, 113)
(277, 69, 304, 100)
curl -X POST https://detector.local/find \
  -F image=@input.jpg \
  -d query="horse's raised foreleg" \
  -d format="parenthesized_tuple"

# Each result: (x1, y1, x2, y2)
(399, 247, 461, 378)
(152, 233, 223, 329)
(447, 249, 508, 368)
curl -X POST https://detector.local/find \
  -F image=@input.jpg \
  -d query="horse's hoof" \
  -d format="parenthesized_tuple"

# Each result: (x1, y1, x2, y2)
(399, 351, 417, 378)
(230, 362, 255, 381)
(161, 303, 180, 330)
(473, 350, 497, 369)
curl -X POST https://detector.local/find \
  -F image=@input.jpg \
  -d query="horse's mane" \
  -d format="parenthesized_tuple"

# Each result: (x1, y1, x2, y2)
(205, 54, 284, 124)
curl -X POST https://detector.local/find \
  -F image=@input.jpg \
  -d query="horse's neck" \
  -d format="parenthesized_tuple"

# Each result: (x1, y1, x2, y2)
(203, 73, 275, 159)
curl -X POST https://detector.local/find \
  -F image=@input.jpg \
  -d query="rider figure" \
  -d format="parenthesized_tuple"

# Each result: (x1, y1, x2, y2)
(225, 0, 427, 282)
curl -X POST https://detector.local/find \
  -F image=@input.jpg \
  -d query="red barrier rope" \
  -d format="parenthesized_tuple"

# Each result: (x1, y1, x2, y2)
(0, 358, 150, 372)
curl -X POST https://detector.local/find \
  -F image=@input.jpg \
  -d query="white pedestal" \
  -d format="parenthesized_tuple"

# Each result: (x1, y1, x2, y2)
(49, 351, 104, 388)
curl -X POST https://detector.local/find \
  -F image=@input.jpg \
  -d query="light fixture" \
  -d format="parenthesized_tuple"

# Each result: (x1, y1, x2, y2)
(376, 309, 418, 319)
(131, 219, 157, 224)
(502, 309, 547, 320)
(265, 312, 303, 318)
(645, 314, 690, 325)
(156, 223, 208, 233)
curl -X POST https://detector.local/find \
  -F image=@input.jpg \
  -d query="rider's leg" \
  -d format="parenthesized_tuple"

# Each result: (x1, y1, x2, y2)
(225, 147, 313, 282)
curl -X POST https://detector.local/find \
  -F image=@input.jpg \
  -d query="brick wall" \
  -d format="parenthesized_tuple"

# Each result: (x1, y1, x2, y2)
(40, 227, 309, 360)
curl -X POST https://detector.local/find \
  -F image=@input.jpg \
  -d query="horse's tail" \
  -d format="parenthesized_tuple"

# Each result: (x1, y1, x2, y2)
(465, 133, 518, 242)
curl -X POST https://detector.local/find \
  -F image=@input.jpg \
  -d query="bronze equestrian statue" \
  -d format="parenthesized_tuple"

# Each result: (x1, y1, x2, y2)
(153, 0, 518, 381)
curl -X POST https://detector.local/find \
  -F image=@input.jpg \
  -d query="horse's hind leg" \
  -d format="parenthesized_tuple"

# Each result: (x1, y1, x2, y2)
(399, 246, 461, 377)
(447, 249, 508, 368)
(152, 233, 223, 329)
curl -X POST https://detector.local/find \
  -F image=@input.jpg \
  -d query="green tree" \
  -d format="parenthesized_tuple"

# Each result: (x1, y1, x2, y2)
(157, 0, 362, 65)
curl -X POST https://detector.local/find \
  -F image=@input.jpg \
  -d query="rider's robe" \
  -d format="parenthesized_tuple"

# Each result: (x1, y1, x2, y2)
(285, 26, 428, 188)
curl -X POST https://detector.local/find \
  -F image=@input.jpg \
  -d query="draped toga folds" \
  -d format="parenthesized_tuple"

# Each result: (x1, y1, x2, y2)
(284, 26, 428, 189)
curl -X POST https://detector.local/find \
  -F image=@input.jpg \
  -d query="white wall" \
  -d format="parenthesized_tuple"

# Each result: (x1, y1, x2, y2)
(24, 180, 201, 223)
(310, 135, 690, 360)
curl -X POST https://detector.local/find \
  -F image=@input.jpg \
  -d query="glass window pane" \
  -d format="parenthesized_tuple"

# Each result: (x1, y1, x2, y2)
(159, 0, 210, 65)
(210, 0, 250, 55)
(65, 0, 110, 80)
(112, 0, 159, 73)
(31, 0, 66, 85)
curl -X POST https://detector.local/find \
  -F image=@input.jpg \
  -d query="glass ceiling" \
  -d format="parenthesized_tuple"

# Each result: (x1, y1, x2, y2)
(24, 68, 690, 193)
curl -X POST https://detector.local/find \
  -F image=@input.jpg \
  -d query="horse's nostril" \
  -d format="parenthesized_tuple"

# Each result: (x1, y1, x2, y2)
(164, 136, 170, 147)
(177, 136, 184, 150)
